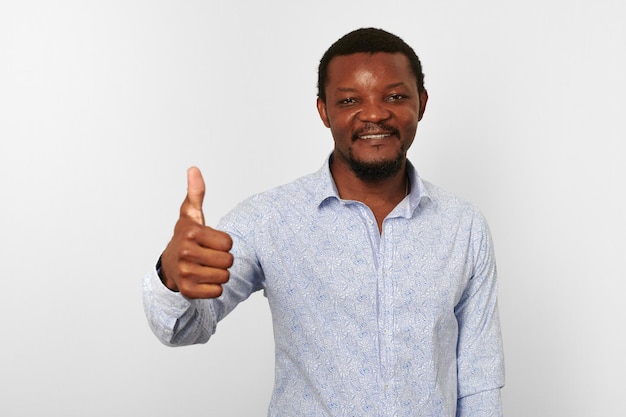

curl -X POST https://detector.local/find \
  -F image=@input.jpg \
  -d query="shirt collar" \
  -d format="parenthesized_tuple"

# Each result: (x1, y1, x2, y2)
(314, 153, 432, 217)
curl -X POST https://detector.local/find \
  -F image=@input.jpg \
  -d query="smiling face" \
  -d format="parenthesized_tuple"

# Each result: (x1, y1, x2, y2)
(317, 52, 428, 182)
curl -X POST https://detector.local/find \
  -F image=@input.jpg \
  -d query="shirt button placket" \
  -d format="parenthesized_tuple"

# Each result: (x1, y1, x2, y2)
(380, 222, 396, 414)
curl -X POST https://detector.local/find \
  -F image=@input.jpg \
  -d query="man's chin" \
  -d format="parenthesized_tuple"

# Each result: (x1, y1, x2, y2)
(349, 155, 404, 182)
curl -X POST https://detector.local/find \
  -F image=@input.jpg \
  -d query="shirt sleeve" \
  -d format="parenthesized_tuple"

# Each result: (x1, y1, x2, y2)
(457, 389, 503, 417)
(142, 268, 217, 346)
(142, 203, 267, 347)
(455, 210, 505, 416)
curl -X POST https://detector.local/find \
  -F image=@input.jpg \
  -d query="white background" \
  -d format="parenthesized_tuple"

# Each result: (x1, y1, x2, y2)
(1, 1, 624, 416)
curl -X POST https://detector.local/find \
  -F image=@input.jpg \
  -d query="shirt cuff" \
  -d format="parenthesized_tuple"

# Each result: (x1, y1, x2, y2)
(142, 268, 193, 344)
(457, 389, 503, 417)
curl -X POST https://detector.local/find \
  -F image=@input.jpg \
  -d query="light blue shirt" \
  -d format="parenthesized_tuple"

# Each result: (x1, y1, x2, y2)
(143, 157, 505, 416)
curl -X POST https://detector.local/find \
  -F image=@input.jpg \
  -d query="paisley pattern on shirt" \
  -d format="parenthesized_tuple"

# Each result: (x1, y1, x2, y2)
(143, 157, 505, 417)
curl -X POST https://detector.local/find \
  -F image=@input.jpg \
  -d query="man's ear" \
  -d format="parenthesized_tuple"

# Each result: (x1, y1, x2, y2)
(418, 90, 428, 121)
(317, 97, 331, 128)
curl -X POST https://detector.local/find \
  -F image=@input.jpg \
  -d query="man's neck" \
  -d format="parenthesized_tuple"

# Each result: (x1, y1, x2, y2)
(330, 160, 409, 232)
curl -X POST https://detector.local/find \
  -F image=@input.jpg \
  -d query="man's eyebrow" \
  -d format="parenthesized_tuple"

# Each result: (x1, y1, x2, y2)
(386, 82, 407, 89)
(335, 87, 358, 93)
(335, 82, 407, 92)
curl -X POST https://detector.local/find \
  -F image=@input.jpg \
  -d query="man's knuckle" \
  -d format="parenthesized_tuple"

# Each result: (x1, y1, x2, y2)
(178, 264, 193, 278)
(178, 281, 193, 296)
(179, 247, 193, 260)
(183, 227, 198, 240)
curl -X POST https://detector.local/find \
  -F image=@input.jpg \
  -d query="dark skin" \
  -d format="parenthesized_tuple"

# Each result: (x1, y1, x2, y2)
(160, 166, 233, 298)
(317, 52, 428, 231)
(160, 52, 427, 299)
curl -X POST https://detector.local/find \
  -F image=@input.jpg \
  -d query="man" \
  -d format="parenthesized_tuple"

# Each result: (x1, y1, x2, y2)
(144, 28, 505, 416)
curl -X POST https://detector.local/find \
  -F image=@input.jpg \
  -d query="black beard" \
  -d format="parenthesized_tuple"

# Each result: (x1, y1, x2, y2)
(348, 149, 405, 182)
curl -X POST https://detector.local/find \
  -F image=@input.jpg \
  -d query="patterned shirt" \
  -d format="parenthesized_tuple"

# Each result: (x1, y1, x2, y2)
(143, 157, 505, 416)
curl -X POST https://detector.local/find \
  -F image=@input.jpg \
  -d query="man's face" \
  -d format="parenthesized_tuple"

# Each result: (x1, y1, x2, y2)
(317, 52, 427, 181)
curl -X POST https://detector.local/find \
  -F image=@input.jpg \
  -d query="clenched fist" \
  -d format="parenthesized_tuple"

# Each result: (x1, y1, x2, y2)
(160, 167, 234, 298)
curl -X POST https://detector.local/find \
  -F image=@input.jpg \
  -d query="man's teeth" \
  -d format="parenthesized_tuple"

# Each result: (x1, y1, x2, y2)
(360, 133, 391, 139)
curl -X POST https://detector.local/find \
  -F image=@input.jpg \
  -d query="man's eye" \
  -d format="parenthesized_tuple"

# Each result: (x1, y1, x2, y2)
(339, 98, 356, 105)
(387, 94, 406, 101)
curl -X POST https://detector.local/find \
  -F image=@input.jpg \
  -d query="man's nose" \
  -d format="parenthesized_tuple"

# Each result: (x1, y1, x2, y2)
(358, 101, 391, 123)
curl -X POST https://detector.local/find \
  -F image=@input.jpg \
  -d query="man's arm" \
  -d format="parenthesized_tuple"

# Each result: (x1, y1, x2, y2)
(143, 266, 217, 346)
(142, 167, 236, 346)
(457, 390, 503, 417)
(455, 212, 505, 417)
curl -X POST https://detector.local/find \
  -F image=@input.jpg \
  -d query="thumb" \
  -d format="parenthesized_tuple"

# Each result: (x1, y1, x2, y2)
(182, 166, 206, 225)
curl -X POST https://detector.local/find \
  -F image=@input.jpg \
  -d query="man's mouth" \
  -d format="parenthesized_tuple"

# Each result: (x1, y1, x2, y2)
(360, 133, 393, 140)
(353, 123, 399, 142)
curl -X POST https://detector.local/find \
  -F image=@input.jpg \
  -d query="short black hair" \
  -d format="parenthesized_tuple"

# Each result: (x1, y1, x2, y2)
(317, 28, 426, 103)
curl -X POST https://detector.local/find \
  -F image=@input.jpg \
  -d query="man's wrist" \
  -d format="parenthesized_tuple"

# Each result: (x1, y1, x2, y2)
(155, 255, 169, 287)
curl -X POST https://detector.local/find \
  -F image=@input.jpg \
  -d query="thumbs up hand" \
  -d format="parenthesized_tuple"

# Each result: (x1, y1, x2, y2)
(160, 167, 234, 298)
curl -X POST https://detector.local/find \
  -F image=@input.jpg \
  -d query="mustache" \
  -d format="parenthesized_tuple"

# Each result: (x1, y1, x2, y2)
(351, 123, 400, 142)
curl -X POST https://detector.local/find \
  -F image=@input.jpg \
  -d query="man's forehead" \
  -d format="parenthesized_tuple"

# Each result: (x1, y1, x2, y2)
(329, 51, 406, 63)
(326, 52, 415, 83)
